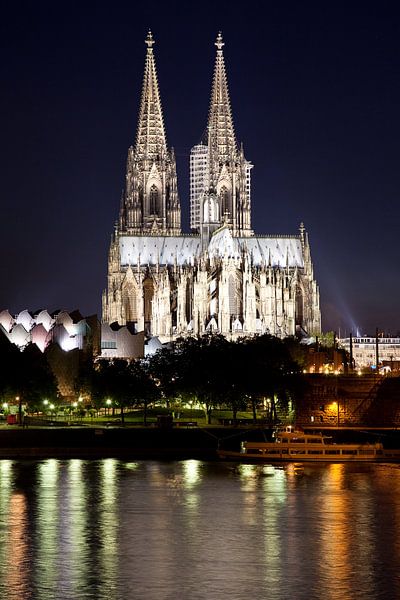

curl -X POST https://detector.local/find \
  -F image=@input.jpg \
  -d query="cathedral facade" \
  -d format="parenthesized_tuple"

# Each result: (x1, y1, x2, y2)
(102, 32, 321, 342)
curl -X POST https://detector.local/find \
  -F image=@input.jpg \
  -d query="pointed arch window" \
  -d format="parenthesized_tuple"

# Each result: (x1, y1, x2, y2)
(122, 282, 138, 322)
(149, 185, 160, 216)
(220, 186, 231, 219)
(228, 273, 241, 317)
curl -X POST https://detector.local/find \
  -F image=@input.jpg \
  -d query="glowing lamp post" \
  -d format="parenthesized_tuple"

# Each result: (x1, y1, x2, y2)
(16, 396, 23, 427)
(106, 399, 112, 416)
(332, 401, 340, 427)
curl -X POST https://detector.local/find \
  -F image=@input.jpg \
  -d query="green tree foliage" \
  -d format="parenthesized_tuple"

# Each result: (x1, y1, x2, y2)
(0, 336, 58, 412)
(148, 333, 308, 424)
(92, 359, 159, 424)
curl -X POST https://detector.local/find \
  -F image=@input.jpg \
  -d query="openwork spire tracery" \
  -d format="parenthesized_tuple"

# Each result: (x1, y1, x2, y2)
(207, 32, 237, 162)
(135, 31, 167, 158)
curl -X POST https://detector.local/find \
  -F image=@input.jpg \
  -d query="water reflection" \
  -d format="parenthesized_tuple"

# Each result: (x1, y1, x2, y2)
(35, 459, 59, 599)
(98, 459, 118, 600)
(6, 492, 29, 600)
(0, 460, 399, 599)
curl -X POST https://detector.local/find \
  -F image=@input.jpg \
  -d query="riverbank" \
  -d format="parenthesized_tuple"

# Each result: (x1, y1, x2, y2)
(1, 425, 400, 459)
(0, 425, 273, 459)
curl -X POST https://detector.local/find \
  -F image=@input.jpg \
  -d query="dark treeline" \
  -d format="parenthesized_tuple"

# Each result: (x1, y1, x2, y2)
(0, 333, 58, 410)
(84, 334, 309, 424)
(0, 333, 311, 424)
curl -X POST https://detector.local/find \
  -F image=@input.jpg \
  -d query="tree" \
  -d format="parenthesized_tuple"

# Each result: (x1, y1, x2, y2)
(0, 339, 58, 417)
(92, 359, 132, 423)
(170, 334, 231, 424)
(92, 359, 160, 424)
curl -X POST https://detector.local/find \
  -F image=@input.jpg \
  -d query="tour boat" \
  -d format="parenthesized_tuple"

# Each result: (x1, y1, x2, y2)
(217, 427, 385, 462)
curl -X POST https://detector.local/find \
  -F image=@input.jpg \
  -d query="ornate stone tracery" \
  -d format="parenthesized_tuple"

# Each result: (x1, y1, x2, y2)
(102, 33, 321, 343)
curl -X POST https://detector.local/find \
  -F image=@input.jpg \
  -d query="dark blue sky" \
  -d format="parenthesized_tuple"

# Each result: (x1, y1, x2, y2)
(1, 1, 399, 335)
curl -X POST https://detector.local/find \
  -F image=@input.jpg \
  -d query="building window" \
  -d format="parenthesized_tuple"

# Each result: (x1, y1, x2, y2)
(101, 341, 117, 349)
(150, 185, 160, 215)
(220, 186, 230, 218)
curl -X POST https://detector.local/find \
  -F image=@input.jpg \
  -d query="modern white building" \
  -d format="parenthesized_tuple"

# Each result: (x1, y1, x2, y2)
(339, 336, 400, 370)
(102, 32, 321, 342)
(190, 144, 208, 230)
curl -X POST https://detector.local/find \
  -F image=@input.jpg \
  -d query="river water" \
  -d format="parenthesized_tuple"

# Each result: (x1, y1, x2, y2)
(0, 459, 399, 600)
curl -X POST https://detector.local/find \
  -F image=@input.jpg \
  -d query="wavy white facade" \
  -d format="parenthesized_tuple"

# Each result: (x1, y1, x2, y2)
(0, 309, 92, 353)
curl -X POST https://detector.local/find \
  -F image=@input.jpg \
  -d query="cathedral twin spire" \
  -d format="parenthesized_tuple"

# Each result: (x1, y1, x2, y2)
(207, 32, 237, 163)
(135, 31, 167, 159)
(120, 30, 180, 235)
(120, 30, 251, 237)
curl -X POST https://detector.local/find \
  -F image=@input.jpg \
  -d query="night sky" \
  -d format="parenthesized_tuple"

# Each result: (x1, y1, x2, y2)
(1, 1, 399, 335)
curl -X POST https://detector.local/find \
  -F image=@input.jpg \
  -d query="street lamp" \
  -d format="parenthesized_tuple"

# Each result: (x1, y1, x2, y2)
(332, 401, 340, 427)
(106, 398, 112, 416)
(16, 396, 23, 427)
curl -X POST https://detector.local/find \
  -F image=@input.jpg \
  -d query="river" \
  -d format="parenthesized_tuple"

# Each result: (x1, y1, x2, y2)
(0, 459, 398, 599)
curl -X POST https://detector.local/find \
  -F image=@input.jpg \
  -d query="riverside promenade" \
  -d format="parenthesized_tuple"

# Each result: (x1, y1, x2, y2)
(0, 424, 273, 460)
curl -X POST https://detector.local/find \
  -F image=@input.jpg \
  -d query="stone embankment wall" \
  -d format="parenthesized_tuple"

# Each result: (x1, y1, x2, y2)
(296, 374, 400, 427)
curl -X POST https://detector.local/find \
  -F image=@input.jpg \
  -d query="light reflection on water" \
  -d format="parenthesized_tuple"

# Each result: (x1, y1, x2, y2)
(0, 460, 399, 599)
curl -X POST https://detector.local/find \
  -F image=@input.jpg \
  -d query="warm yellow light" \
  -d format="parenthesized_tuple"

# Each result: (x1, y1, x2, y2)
(43, 399, 49, 406)
(78, 396, 83, 402)
(49, 403, 55, 410)
(106, 399, 112, 406)
(73, 402, 78, 408)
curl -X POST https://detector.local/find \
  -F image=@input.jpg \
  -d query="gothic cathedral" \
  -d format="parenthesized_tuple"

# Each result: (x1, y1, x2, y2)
(102, 32, 321, 342)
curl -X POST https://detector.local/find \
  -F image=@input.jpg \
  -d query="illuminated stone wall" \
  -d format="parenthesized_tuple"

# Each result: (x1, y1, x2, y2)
(297, 374, 400, 427)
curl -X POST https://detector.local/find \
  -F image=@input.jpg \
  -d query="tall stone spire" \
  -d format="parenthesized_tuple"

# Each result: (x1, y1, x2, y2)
(191, 32, 253, 237)
(135, 31, 167, 159)
(119, 31, 181, 235)
(208, 32, 237, 162)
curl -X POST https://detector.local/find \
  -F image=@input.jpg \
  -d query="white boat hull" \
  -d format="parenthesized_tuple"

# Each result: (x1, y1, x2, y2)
(217, 449, 383, 462)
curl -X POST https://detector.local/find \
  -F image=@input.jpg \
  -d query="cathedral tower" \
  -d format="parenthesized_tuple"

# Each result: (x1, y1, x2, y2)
(103, 33, 321, 345)
(190, 33, 253, 237)
(119, 31, 181, 235)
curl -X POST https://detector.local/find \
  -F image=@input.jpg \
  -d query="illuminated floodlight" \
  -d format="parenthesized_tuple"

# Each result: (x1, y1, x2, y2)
(2, 403, 8, 409)
(72, 402, 78, 408)
(106, 399, 112, 406)
(49, 403, 55, 410)
(43, 399, 49, 406)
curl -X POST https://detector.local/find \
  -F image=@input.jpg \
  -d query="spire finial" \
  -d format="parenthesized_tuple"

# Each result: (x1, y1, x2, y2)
(146, 30, 155, 48)
(215, 31, 224, 51)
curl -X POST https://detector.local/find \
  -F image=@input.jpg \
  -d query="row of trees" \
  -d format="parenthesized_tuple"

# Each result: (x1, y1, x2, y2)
(0, 334, 58, 411)
(0, 331, 310, 424)
(76, 334, 308, 424)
